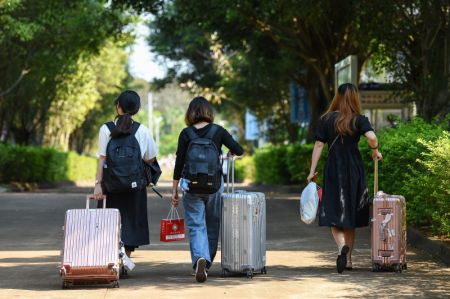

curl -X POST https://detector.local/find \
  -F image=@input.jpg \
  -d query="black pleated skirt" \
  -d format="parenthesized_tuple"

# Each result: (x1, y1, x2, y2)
(98, 187, 149, 247)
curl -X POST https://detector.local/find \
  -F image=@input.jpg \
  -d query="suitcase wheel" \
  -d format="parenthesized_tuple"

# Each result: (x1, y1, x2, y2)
(62, 281, 70, 289)
(112, 280, 120, 288)
(402, 263, 407, 270)
(372, 263, 381, 272)
(221, 269, 228, 278)
(246, 270, 253, 279)
(395, 264, 402, 273)
(260, 267, 267, 275)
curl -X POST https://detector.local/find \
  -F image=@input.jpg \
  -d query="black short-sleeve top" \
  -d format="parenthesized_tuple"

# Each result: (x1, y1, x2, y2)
(314, 112, 374, 144)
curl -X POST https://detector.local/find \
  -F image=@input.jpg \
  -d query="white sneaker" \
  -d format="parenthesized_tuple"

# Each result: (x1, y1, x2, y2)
(195, 258, 207, 283)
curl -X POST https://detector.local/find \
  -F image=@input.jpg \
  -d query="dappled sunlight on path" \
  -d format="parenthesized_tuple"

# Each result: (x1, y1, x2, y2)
(0, 250, 448, 298)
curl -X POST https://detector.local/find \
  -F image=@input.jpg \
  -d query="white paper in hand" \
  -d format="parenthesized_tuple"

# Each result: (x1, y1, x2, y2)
(300, 182, 319, 224)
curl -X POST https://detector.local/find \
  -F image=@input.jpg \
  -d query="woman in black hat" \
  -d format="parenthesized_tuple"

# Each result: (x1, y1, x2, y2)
(93, 90, 157, 275)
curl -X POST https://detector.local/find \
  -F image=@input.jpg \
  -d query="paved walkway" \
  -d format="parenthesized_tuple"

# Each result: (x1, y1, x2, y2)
(0, 186, 448, 298)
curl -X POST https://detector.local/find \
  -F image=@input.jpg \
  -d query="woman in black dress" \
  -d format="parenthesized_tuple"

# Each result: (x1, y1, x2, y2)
(307, 83, 382, 273)
(93, 90, 157, 275)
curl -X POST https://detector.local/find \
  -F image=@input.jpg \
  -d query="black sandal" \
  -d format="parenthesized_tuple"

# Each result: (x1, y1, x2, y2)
(336, 245, 349, 274)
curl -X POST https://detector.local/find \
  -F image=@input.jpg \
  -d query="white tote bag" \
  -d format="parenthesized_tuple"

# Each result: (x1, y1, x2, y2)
(300, 182, 319, 224)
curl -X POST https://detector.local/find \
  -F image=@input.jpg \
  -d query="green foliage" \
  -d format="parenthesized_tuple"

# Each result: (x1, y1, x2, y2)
(249, 143, 326, 185)
(285, 144, 327, 185)
(159, 133, 179, 157)
(0, 143, 96, 183)
(144, 0, 377, 142)
(359, 118, 446, 196)
(69, 39, 132, 154)
(0, 0, 132, 148)
(360, 117, 449, 236)
(234, 156, 255, 183)
(66, 152, 98, 182)
(253, 146, 290, 184)
(141, 82, 191, 157)
(403, 133, 450, 236)
(237, 117, 449, 236)
(364, 1, 450, 120)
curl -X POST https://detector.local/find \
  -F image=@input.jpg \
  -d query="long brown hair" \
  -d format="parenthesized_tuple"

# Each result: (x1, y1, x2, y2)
(325, 83, 362, 135)
(185, 96, 215, 126)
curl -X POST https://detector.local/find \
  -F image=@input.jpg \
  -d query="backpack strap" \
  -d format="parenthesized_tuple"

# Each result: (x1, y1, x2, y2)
(105, 121, 140, 135)
(205, 124, 219, 140)
(105, 121, 115, 133)
(186, 127, 199, 141)
(131, 121, 140, 135)
(205, 124, 220, 176)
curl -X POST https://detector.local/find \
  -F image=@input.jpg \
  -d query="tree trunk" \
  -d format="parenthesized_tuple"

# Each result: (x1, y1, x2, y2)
(301, 74, 323, 141)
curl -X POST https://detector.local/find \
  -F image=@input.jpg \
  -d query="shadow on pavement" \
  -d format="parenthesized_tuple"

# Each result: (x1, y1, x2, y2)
(0, 188, 449, 297)
(0, 249, 448, 299)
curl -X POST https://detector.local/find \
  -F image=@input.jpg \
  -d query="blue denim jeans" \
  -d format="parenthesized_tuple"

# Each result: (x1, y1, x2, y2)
(183, 182, 223, 269)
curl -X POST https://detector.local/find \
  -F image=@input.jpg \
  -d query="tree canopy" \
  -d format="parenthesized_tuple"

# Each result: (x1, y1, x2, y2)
(0, 0, 133, 149)
(117, 0, 449, 142)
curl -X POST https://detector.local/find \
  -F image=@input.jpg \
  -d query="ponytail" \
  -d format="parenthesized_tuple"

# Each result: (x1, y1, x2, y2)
(110, 113, 133, 138)
(110, 90, 141, 138)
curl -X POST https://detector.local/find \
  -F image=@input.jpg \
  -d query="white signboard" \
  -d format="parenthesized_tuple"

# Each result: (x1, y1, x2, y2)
(334, 55, 358, 90)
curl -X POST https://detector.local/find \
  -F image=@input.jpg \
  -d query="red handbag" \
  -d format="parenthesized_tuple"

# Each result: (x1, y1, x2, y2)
(311, 172, 323, 203)
(160, 207, 185, 242)
(317, 185, 323, 203)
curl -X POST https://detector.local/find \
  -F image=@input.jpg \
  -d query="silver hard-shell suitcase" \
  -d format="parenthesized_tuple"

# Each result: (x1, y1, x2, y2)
(221, 155, 267, 278)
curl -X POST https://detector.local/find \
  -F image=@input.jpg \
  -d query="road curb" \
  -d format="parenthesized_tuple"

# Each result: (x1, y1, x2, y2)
(407, 227, 450, 266)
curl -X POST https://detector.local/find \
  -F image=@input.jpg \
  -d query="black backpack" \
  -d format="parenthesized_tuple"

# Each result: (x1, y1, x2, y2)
(102, 121, 145, 193)
(183, 124, 222, 194)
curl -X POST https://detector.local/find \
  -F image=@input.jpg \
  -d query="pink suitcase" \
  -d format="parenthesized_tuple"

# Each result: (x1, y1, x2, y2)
(60, 195, 122, 288)
(371, 160, 407, 272)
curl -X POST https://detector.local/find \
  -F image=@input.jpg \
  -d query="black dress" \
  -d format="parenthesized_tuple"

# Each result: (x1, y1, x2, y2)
(99, 188, 149, 249)
(315, 112, 374, 228)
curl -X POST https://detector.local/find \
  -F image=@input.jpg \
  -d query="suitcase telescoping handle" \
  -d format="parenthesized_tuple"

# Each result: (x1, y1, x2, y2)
(226, 152, 236, 194)
(374, 159, 379, 197)
(86, 194, 106, 209)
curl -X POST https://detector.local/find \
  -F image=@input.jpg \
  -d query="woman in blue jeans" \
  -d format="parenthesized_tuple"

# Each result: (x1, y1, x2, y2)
(171, 96, 243, 283)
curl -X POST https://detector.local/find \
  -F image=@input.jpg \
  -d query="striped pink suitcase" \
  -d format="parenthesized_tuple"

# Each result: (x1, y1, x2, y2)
(371, 160, 407, 272)
(60, 195, 122, 288)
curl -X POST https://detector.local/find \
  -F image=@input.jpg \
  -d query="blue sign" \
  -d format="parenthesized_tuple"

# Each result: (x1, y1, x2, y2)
(245, 110, 259, 141)
(290, 82, 310, 124)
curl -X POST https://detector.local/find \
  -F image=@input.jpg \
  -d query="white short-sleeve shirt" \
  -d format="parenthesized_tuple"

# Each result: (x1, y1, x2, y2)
(97, 122, 157, 160)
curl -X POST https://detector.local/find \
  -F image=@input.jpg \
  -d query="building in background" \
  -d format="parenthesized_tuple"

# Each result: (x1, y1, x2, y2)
(359, 83, 416, 130)
(335, 55, 415, 130)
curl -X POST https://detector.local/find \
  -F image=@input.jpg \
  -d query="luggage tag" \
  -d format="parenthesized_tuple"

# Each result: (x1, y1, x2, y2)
(119, 246, 135, 271)
(180, 178, 190, 192)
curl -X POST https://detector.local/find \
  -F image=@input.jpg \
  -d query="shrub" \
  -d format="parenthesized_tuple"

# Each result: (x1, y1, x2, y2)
(0, 143, 96, 183)
(253, 146, 290, 184)
(285, 143, 327, 185)
(359, 117, 449, 236)
(234, 156, 255, 183)
(402, 133, 450, 236)
(66, 152, 97, 181)
(250, 143, 327, 185)
(360, 117, 446, 195)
